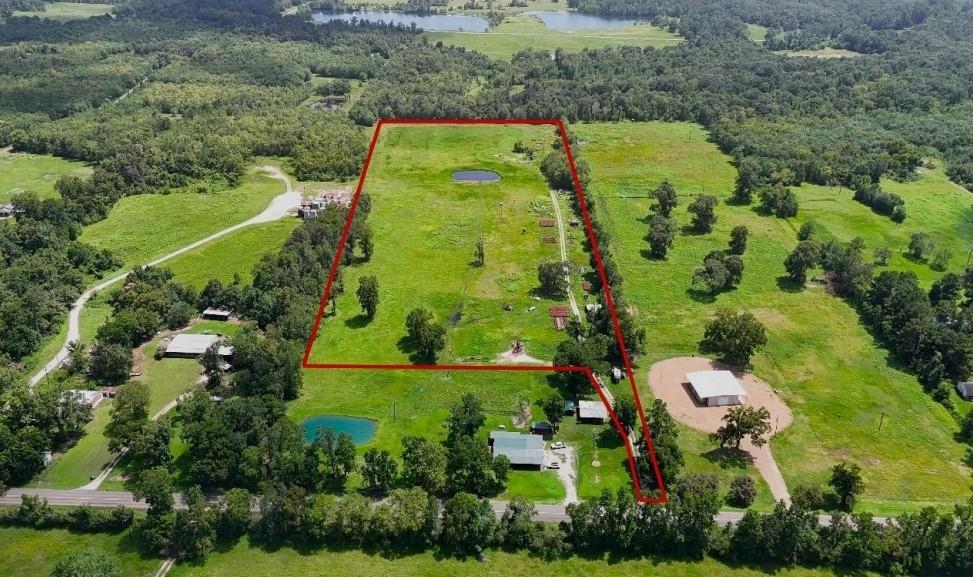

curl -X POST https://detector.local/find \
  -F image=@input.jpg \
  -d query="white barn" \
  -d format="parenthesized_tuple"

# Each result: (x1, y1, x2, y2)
(686, 370, 747, 407)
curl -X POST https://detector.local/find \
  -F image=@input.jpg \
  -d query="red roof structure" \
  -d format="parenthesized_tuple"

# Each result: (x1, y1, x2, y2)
(549, 306, 571, 318)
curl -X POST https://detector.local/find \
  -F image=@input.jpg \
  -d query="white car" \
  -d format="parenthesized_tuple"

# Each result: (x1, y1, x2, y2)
(550, 441, 566, 450)
(547, 461, 560, 469)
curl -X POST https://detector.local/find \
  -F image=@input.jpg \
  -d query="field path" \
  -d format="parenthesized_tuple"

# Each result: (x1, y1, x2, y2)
(28, 166, 300, 389)
(549, 189, 581, 320)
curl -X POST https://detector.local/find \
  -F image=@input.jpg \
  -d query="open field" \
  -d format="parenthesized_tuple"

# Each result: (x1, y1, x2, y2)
(305, 124, 585, 366)
(745, 23, 768, 42)
(0, 151, 92, 202)
(425, 15, 681, 60)
(166, 536, 876, 577)
(295, 369, 629, 501)
(79, 167, 285, 270)
(0, 528, 159, 577)
(164, 220, 299, 289)
(11, 1, 113, 21)
(572, 121, 972, 513)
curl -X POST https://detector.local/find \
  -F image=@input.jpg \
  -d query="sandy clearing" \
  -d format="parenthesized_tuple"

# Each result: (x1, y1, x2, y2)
(648, 356, 793, 504)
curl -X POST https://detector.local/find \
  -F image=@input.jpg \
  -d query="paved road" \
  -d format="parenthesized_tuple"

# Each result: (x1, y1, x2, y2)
(1, 488, 887, 527)
(27, 166, 300, 389)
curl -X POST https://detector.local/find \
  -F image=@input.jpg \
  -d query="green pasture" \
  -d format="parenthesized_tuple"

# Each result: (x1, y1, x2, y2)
(0, 151, 92, 203)
(306, 124, 584, 366)
(11, 1, 113, 21)
(425, 14, 681, 60)
(572, 121, 972, 513)
(166, 535, 874, 577)
(79, 167, 285, 271)
(0, 528, 159, 577)
(165, 220, 298, 289)
(745, 23, 768, 42)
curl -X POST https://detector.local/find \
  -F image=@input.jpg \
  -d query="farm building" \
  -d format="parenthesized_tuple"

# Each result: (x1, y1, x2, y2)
(63, 389, 105, 408)
(539, 218, 555, 227)
(489, 431, 545, 469)
(577, 400, 608, 424)
(202, 307, 233, 321)
(958, 382, 973, 401)
(686, 370, 748, 407)
(563, 399, 577, 415)
(530, 421, 555, 438)
(549, 306, 571, 330)
(164, 334, 233, 359)
(0, 203, 14, 219)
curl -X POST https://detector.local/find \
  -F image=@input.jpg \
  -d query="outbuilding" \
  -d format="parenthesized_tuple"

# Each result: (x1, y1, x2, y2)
(530, 421, 555, 438)
(489, 431, 545, 469)
(164, 333, 233, 359)
(686, 370, 748, 407)
(957, 382, 973, 401)
(577, 399, 608, 424)
(0, 203, 14, 219)
(202, 307, 233, 321)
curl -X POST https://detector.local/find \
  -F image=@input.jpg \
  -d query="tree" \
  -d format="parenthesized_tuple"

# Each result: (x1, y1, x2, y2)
(784, 240, 821, 283)
(473, 238, 485, 266)
(931, 248, 952, 272)
(727, 475, 757, 507)
(498, 496, 539, 549)
(65, 341, 89, 375)
(930, 273, 962, 305)
(542, 391, 564, 431)
(651, 179, 678, 217)
(829, 461, 864, 510)
(51, 548, 120, 577)
(797, 221, 815, 241)
(105, 382, 150, 452)
(217, 488, 252, 540)
(130, 420, 172, 471)
(712, 406, 771, 449)
(693, 251, 743, 294)
(171, 486, 215, 560)
(733, 157, 763, 204)
(439, 492, 496, 555)
(88, 342, 133, 384)
(446, 434, 508, 496)
(646, 214, 676, 258)
(728, 225, 748, 255)
(908, 232, 934, 260)
(133, 466, 174, 515)
(687, 194, 718, 233)
(759, 183, 799, 218)
(873, 246, 892, 265)
(537, 260, 568, 296)
(356, 275, 379, 319)
(643, 399, 683, 485)
(446, 393, 486, 443)
(405, 307, 446, 362)
(313, 428, 357, 491)
(362, 448, 398, 495)
(401, 436, 447, 494)
(701, 309, 767, 367)
(199, 342, 224, 387)
(613, 394, 638, 432)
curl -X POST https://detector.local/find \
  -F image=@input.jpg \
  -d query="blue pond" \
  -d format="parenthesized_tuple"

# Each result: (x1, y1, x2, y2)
(312, 11, 490, 32)
(301, 415, 377, 444)
(453, 170, 501, 182)
(521, 11, 636, 30)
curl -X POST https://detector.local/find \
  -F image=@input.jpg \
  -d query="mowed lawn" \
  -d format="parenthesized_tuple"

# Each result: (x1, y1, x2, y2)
(295, 368, 629, 502)
(573, 121, 971, 513)
(0, 151, 92, 202)
(79, 167, 284, 271)
(0, 528, 160, 577)
(166, 536, 872, 577)
(306, 124, 582, 366)
(12, 2, 113, 20)
(425, 15, 681, 60)
(165, 219, 299, 289)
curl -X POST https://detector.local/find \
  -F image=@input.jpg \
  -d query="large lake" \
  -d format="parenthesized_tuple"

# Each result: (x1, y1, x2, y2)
(311, 10, 637, 32)
(312, 11, 490, 32)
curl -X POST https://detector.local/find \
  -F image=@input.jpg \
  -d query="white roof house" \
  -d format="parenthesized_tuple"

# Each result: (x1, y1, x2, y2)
(63, 389, 105, 408)
(686, 370, 747, 407)
(164, 334, 234, 358)
(577, 399, 609, 423)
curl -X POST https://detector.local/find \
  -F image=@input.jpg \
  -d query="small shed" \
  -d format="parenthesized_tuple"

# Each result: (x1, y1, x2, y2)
(577, 400, 608, 424)
(686, 370, 748, 407)
(539, 219, 555, 227)
(530, 421, 555, 438)
(489, 431, 545, 469)
(957, 382, 973, 401)
(563, 399, 577, 415)
(202, 307, 233, 321)
(0, 203, 14, 219)
(64, 389, 105, 408)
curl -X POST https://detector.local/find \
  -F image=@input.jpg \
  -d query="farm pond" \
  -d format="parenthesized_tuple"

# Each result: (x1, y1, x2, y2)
(452, 170, 501, 182)
(301, 415, 378, 444)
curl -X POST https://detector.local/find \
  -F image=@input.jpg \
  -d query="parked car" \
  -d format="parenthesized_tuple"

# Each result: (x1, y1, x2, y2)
(548, 461, 560, 469)
(550, 441, 566, 450)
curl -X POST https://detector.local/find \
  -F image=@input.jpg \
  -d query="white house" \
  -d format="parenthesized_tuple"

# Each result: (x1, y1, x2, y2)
(686, 370, 748, 407)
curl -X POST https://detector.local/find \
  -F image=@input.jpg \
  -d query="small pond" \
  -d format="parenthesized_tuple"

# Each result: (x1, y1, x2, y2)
(301, 415, 377, 444)
(453, 170, 501, 183)
(312, 11, 490, 32)
(521, 11, 637, 30)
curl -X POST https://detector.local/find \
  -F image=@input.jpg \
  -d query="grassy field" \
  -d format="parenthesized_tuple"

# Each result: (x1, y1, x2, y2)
(79, 167, 285, 271)
(425, 14, 681, 60)
(306, 124, 584, 366)
(167, 536, 874, 577)
(0, 528, 160, 577)
(572, 121, 972, 513)
(11, 1, 113, 21)
(745, 23, 768, 42)
(164, 220, 299, 289)
(0, 151, 92, 202)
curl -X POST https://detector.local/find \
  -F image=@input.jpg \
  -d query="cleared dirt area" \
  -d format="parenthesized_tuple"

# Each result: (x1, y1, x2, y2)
(648, 356, 794, 503)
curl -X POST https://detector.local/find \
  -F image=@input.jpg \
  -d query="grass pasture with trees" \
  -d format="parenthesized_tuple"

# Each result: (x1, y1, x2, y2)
(305, 124, 587, 366)
(11, 2, 114, 21)
(0, 527, 159, 577)
(0, 150, 92, 202)
(573, 121, 971, 514)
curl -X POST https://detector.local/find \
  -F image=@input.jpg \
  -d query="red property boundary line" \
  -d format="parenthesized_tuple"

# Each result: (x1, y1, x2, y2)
(301, 118, 668, 504)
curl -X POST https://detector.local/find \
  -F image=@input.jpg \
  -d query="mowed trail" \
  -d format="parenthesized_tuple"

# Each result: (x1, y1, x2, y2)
(28, 166, 301, 389)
